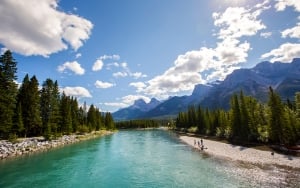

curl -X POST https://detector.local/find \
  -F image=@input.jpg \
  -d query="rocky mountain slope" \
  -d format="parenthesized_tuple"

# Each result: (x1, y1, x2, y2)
(113, 58, 300, 120)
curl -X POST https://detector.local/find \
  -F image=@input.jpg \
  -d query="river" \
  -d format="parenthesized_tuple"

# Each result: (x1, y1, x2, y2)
(0, 130, 299, 187)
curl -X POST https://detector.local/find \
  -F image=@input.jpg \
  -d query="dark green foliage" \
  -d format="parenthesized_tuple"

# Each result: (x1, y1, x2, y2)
(115, 119, 159, 129)
(87, 104, 97, 131)
(176, 89, 300, 145)
(296, 92, 300, 119)
(70, 97, 80, 132)
(105, 112, 115, 130)
(18, 74, 43, 137)
(268, 87, 285, 143)
(60, 92, 72, 134)
(196, 106, 205, 133)
(239, 91, 250, 140)
(85, 105, 114, 131)
(78, 106, 87, 131)
(40, 79, 60, 139)
(12, 102, 24, 137)
(0, 50, 18, 138)
(230, 94, 241, 139)
(0, 51, 115, 139)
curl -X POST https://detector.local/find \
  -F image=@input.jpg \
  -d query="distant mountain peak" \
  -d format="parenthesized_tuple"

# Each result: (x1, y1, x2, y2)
(133, 99, 146, 106)
(149, 98, 159, 103)
(113, 58, 300, 120)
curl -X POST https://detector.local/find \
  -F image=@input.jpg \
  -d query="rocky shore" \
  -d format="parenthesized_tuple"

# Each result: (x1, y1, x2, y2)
(180, 135, 300, 169)
(0, 131, 113, 159)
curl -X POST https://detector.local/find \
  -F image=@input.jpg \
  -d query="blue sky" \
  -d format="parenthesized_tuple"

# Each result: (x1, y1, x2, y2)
(0, 0, 300, 112)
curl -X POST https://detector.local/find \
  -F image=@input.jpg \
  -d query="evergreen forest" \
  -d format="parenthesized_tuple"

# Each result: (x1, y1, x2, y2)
(0, 50, 115, 140)
(176, 89, 300, 145)
(115, 119, 159, 129)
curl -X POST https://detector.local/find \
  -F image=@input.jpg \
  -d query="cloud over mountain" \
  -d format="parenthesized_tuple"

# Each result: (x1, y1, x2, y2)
(142, 2, 268, 99)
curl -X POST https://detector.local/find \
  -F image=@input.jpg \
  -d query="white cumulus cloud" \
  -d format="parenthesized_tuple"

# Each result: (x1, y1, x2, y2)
(0, 0, 93, 57)
(261, 43, 300, 62)
(100, 54, 120, 61)
(281, 23, 300, 39)
(275, 0, 300, 12)
(92, 59, 104, 71)
(260, 32, 272, 38)
(213, 7, 266, 40)
(103, 102, 128, 108)
(261, 0, 300, 63)
(94, 80, 115, 89)
(113, 72, 128, 78)
(129, 82, 147, 93)
(57, 61, 85, 75)
(61, 86, 92, 98)
(93, 54, 121, 71)
(121, 95, 151, 105)
(103, 95, 151, 110)
(75, 53, 82, 59)
(111, 62, 147, 79)
(142, 3, 267, 98)
(131, 72, 147, 79)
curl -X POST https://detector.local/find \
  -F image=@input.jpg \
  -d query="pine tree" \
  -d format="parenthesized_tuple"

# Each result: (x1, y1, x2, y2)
(52, 81, 61, 135)
(105, 112, 115, 130)
(187, 106, 197, 129)
(230, 94, 241, 140)
(268, 87, 285, 144)
(87, 104, 97, 131)
(60, 93, 72, 134)
(246, 96, 260, 141)
(296, 92, 300, 119)
(70, 97, 80, 132)
(239, 91, 250, 141)
(282, 107, 297, 145)
(295, 92, 300, 139)
(40, 79, 61, 139)
(12, 102, 24, 137)
(95, 108, 102, 130)
(27, 76, 42, 136)
(18, 75, 43, 137)
(196, 105, 205, 133)
(0, 50, 18, 138)
(18, 74, 30, 137)
(203, 108, 211, 134)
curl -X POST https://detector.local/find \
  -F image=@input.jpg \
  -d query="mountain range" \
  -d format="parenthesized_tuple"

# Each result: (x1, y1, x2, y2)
(113, 58, 300, 121)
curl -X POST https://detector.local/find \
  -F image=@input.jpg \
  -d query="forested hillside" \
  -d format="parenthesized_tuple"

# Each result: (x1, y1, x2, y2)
(176, 89, 300, 145)
(0, 50, 114, 140)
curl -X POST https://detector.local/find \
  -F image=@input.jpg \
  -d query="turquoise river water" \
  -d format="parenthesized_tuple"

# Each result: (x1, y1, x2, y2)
(0, 130, 299, 187)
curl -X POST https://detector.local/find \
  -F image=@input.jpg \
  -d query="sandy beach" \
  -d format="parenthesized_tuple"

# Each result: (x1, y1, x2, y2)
(179, 135, 300, 169)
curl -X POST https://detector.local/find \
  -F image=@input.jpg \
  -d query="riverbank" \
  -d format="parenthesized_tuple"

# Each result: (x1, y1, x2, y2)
(179, 135, 300, 169)
(0, 130, 114, 160)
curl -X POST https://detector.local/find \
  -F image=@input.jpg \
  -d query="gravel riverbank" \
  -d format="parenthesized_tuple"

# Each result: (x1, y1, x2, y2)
(180, 135, 300, 169)
(0, 131, 113, 159)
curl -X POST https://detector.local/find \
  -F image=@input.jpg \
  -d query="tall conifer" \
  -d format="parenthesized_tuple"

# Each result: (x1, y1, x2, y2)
(0, 50, 18, 138)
